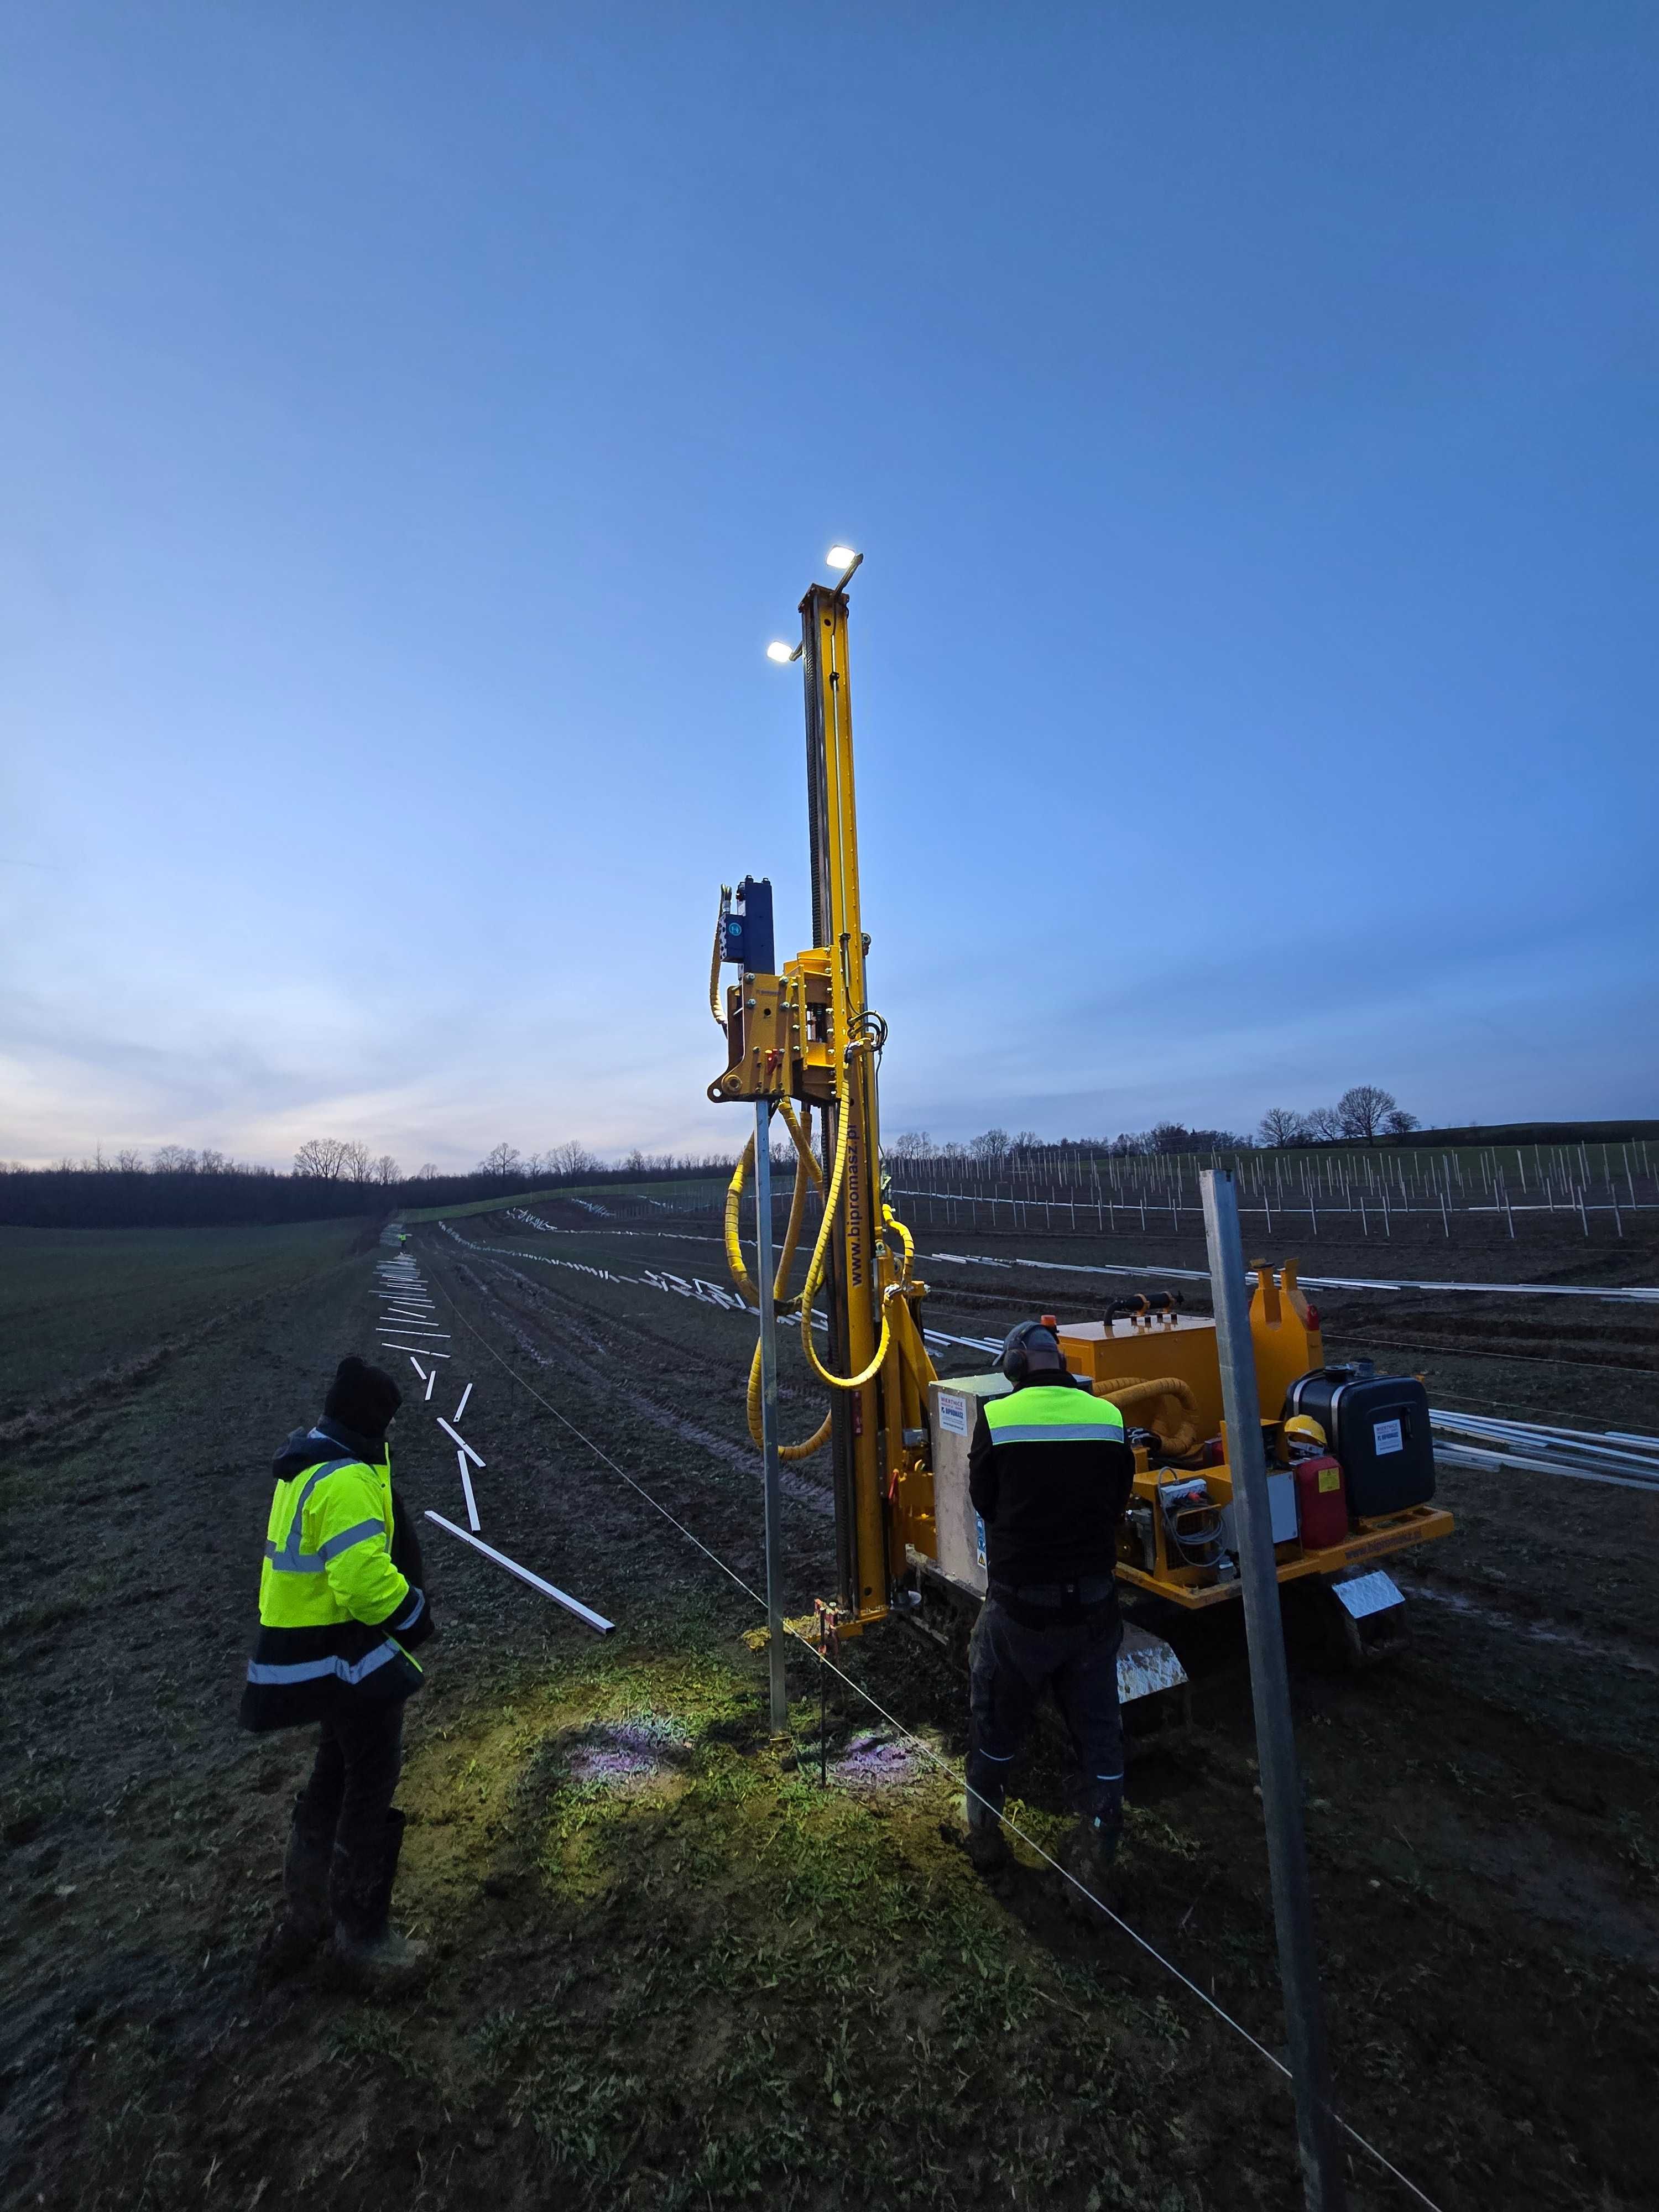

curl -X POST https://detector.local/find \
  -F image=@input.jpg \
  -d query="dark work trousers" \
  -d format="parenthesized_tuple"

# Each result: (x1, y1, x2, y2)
(294, 1702, 404, 1861)
(966, 1597, 1125, 1830)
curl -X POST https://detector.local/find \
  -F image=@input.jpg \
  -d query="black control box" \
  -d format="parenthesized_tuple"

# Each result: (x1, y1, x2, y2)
(719, 875, 775, 974)
(1284, 1365, 1436, 1519)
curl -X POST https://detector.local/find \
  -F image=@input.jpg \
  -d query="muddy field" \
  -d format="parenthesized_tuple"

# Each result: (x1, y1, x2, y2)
(1, 1204, 1656, 2211)
(0, 1219, 366, 1417)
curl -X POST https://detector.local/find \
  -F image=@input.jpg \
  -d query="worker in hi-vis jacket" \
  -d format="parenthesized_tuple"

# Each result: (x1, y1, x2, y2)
(964, 1321, 1136, 1898)
(241, 1357, 434, 1987)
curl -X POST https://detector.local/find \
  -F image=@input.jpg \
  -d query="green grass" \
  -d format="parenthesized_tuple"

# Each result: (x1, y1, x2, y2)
(0, 1218, 368, 1414)
(398, 1184, 585, 1222)
(396, 1620, 1204, 2209)
(399, 1176, 731, 1223)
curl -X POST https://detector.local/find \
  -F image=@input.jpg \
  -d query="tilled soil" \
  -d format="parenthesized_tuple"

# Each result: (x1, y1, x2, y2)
(1, 1211, 1656, 2211)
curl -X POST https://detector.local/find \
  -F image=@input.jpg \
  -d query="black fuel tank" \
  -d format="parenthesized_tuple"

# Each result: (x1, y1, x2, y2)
(1284, 1364, 1436, 1519)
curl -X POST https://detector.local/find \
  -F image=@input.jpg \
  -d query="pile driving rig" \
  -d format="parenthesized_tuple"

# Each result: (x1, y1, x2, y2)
(708, 560, 1453, 1713)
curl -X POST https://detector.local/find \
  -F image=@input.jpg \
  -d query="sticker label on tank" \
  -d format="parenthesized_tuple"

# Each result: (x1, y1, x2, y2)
(937, 1392, 969, 1436)
(974, 1512, 988, 1569)
(1373, 1417, 1404, 1455)
(1318, 1468, 1341, 1493)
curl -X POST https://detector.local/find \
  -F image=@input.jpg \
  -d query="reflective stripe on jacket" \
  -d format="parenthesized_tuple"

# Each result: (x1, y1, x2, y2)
(969, 1378, 1135, 1590)
(239, 1424, 430, 1733)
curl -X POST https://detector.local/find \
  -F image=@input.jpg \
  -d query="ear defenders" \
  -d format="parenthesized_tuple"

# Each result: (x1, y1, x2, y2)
(1000, 1319, 1064, 1385)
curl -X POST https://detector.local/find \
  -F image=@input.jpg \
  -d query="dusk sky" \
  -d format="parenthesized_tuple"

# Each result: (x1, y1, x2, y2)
(4, 5, 1655, 1171)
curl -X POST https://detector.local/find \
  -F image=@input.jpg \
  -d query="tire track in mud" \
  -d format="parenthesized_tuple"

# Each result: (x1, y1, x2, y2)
(440, 1248, 834, 1520)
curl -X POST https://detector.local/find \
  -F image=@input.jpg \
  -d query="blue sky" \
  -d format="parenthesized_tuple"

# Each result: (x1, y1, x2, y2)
(3, 3, 1655, 1170)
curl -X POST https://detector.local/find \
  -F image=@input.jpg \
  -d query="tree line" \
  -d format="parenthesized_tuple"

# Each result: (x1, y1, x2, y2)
(0, 1089, 1424, 1228)
(1255, 1086, 1419, 1146)
(0, 1137, 738, 1230)
(885, 1087, 1417, 1166)
(885, 1123, 1250, 1162)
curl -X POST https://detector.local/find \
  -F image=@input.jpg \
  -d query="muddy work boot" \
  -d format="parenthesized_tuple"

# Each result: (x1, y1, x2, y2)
(327, 1809, 428, 1994)
(256, 1797, 336, 1984)
(963, 1794, 1015, 1884)
(1059, 1813, 1120, 1919)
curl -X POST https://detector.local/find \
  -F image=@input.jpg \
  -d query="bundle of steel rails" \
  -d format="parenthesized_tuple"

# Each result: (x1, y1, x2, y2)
(1428, 1408, 1659, 1493)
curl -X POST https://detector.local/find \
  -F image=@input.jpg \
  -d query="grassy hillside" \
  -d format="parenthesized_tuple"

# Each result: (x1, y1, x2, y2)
(399, 1176, 732, 1223)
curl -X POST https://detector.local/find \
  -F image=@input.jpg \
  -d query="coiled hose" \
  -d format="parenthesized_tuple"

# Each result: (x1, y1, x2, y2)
(1094, 1375, 1202, 1460)
(725, 1104, 831, 1461)
(724, 1061, 914, 1460)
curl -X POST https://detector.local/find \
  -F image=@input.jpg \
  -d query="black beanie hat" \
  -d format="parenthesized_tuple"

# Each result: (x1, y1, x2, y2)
(324, 1356, 403, 1439)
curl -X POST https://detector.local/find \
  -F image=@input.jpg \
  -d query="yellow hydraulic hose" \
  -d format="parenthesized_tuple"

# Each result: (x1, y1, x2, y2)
(778, 1096, 822, 1188)
(726, 1105, 833, 1460)
(723, 1034, 921, 1453)
(792, 1063, 910, 1395)
(723, 1138, 763, 1310)
(1094, 1374, 1202, 1460)
(748, 1342, 832, 1463)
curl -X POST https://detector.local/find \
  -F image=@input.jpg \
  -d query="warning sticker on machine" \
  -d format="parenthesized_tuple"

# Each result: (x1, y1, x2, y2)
(1373, 1418, 1404, 1455)
(937, 1392, 969, 1437)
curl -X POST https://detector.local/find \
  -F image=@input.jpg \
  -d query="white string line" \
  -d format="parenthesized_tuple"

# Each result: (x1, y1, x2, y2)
(421, 1255, 1444, 2212)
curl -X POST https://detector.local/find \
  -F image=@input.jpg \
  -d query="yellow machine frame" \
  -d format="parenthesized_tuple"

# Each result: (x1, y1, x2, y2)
(710, 571, 1452, 1632)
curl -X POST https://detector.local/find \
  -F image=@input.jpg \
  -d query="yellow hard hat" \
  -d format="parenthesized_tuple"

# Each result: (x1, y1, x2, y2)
(1282, 1415, 1328, 1448)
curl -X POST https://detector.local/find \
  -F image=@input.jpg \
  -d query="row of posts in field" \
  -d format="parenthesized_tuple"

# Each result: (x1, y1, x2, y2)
(561, 1137, 1655, 1242)
(885, 1136, 1656, 1240)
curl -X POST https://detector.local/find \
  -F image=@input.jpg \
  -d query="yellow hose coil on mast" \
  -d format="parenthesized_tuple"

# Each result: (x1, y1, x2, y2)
(726, 1104, 832, 1462)
(722, 1037, 920, 1457)
(790, 1035, 911, 1396)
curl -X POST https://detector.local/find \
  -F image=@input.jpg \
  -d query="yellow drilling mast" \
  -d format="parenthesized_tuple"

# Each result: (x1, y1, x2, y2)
(709, 565, 938, 1628)
(709, 558, 1452, 1663)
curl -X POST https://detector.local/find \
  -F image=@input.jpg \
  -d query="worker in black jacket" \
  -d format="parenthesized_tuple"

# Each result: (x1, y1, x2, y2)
(964, 1320, 1135, 1895)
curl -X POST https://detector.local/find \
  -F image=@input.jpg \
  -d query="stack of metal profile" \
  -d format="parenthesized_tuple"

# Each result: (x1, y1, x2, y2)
(1430, 1408, 1659, 1493)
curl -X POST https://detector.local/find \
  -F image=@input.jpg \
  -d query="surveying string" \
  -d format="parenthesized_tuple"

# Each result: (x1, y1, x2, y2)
(419, 1245, 1445, 2212)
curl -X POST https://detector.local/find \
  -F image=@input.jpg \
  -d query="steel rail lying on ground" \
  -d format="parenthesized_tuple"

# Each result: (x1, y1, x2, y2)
(424, 1510, 613, 1632)
(1431, 1444, 1659, 1494)
(1428, 1408, 1659, 1491)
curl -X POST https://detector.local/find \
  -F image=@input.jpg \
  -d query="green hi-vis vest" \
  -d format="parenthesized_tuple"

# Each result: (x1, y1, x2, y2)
(239, 1434, 425, 1733)
(983, 1384, 1126, 1447)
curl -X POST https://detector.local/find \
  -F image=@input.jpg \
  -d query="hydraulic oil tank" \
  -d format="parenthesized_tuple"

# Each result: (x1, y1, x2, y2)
(1292, 1454, 1349, 1550)
(1285, 1366, 1435, 1517)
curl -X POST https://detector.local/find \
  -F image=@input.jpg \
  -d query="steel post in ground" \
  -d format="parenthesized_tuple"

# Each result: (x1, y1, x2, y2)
(754, 1100, 789, 1735)
(1200, 1168, 1347, 2212)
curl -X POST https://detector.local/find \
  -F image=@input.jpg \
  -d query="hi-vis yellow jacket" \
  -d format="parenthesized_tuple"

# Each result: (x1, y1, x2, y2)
(238, 1420, 431, 1732)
